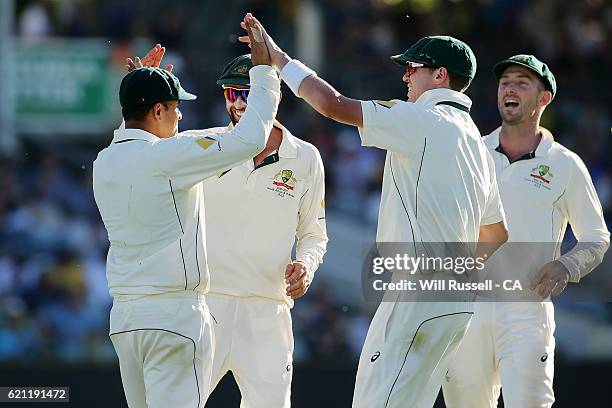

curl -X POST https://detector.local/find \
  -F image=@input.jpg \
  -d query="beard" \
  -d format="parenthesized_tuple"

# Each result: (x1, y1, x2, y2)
(500, 106, 539, 126)
(499, 94, 539, 126)
(500, 110, 523, 125)
(228, 108, 241, 126)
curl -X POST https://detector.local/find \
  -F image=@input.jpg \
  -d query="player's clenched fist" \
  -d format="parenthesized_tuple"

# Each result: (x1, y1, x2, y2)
(285, 262, 311, 299)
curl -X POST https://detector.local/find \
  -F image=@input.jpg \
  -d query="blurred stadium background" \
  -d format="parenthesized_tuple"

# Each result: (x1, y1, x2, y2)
(0, 0, 611, 406)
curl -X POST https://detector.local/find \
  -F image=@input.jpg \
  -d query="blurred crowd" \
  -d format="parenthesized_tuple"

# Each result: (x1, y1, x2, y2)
(1, 0, 611, 364)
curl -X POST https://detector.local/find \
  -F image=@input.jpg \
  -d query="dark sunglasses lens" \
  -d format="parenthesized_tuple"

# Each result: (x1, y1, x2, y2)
(224, 88, 249, 102)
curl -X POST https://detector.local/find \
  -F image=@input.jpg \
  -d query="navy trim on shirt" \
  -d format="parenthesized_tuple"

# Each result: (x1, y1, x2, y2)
(435, 101, 470, 113)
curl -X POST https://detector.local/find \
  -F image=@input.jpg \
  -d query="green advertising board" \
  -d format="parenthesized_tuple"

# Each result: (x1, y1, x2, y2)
(15, 40, 116, 134)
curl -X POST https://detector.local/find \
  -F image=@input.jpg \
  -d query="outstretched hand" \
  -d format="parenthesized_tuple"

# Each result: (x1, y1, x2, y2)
(125, 43, 174, 72)
(239, 13, 289, 70)
(241, 13, 271, 66)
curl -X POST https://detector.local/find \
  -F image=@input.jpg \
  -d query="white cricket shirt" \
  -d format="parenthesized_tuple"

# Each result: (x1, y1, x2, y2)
(93, 66, 281, 298)
(201, 122, 327, 305)
(484, 127, 610, 282)
(358, 88, 505, 247)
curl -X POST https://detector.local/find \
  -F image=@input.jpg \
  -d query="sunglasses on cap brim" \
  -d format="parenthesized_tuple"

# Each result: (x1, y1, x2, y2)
(223, 86, 250, 103)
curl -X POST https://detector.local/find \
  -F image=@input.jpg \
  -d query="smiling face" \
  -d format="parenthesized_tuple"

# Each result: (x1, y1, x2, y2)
(224, 85, 249, 125)
(402, 63, 447, 102)
(497, 65, 550, 125)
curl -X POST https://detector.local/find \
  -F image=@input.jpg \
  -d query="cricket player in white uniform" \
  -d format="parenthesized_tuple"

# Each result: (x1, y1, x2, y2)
(239, 17, 509, 408)
(443, 55, 610, 407)
(196, 54, 327, 408)
(93, 19, 281, 408)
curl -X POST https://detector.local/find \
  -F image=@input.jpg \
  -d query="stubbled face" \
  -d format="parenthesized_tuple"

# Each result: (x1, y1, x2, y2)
(402, 64, 438, 102)
(224, 85, 249, 125)
(497, 65, 546, 125)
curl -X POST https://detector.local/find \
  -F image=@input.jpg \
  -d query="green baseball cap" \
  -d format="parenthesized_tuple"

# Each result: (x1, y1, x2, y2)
(217, 54, 253, 87)
(391, 35, 477, 79)
(493, 54, 557, 99)
(119, 67, 196, 108)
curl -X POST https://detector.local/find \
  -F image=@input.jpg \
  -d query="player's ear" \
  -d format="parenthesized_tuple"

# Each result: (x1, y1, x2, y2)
(435, 67, 448, 84)
(152, 103, 164, 121)
(539, 90, 552, 107)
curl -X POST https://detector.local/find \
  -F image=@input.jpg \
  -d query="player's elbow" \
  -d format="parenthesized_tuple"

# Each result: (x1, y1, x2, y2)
(494, 221, 509, 244)
(318, 95, 362, 127)
(500, 225, 509, 244)
(479, 221, 508, 245)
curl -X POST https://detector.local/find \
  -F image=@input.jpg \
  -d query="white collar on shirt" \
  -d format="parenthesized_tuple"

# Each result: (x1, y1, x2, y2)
(484, 126, 554, 157)
(415, 88, 473, 111)
(112, 127, 159, 144)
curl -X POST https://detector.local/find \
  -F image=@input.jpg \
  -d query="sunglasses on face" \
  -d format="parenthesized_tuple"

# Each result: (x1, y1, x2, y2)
(405, 61, 438, 76)
(223, 87, 250, 103)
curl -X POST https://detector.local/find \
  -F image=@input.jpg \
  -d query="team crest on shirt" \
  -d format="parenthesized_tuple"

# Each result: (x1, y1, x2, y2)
(526, 164, 554, 190)
(267, 169, 297, 198)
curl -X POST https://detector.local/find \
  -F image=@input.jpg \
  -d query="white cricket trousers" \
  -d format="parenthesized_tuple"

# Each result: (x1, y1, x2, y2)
(443, 301, 555, 408)
(352, 301, 473, 408)
(206, 293, 293, 408)
(109, 292, 214, 408)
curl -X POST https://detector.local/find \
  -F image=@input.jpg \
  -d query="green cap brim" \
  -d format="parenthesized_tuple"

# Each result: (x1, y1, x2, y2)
(216, 77, 250, 87)
(178, 88, 197, 101)
(390, 53, 430, 67)
(493, 60, 555, 98)
(493, 60, 540, 81)
(390, 54, 409, 67)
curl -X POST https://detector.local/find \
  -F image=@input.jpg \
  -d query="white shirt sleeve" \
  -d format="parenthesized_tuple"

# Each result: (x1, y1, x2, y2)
(357, 100, 427, 154)
(482, 152, 506, 226)
(152, 65, 281, 189)
(295, 147, 328, 279)
(557, 155, 610, 282)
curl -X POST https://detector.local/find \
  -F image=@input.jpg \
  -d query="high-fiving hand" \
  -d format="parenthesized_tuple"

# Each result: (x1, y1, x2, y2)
(239, 13, 290, 70)
(124, 14, 278, 73)
(125, 43, 174, 72)
(241, 13, 271, 66)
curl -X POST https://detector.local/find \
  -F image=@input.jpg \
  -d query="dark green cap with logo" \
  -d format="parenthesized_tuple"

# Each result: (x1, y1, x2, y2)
(217, 54, 253, 87)
(493, 54, 557, 99)
(119, 67, 196, 108)
(391, 35, 477, 79)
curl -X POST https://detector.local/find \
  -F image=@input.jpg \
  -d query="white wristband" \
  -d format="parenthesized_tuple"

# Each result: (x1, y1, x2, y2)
(279, 59, 316, 97)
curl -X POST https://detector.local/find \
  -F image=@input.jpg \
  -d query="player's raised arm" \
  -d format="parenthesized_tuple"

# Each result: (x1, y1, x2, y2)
(238, 14, 434, 156)
(239, 14, 363, 127)
(118, 20, 280, 189)
(151, 67, 280, 189)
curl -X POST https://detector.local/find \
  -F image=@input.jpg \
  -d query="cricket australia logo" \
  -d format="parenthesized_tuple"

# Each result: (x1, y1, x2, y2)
(273, 169, 297, 190)
(526, 164, 554, 190)
(268, 169, 297, 198)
